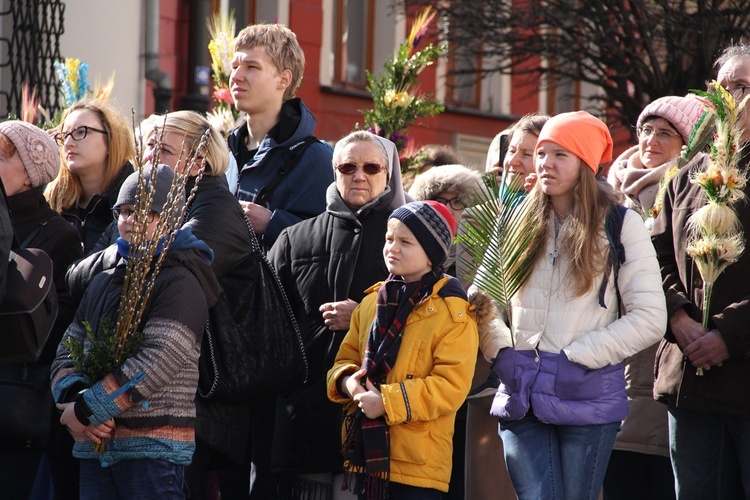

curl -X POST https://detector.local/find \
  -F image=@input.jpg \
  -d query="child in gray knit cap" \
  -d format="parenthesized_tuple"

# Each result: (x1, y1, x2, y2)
(52, 163, 221, 499)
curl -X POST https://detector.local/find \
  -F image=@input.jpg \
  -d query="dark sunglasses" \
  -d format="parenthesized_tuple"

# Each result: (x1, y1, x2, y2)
(335, 162, 385, 175)
(54, 125, 108, 146)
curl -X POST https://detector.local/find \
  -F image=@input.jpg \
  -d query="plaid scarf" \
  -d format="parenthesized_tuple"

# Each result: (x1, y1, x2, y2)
(342, 270, 441, 499)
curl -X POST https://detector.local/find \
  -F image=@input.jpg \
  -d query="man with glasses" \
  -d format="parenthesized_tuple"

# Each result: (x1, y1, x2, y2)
(651, 42, 750, 498)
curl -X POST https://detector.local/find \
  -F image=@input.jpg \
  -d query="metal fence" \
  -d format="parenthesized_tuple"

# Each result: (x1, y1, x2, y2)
(0, 0, 65, 119)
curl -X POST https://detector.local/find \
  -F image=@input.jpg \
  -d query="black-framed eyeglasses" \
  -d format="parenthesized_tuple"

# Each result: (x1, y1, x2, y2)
(335, 162, 385, 175)
(434, 196, 466, 211)
(636, 126, 680, 142)
(54, 125, 108, 146)
(725, 85, 750, 99)
(113, 208, 156, 223)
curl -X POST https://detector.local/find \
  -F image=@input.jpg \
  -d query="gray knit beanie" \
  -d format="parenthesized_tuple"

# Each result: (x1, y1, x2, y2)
(114, 164, 182, 214)
(0, 120, 59, 187)
(637, 95, 704, 144)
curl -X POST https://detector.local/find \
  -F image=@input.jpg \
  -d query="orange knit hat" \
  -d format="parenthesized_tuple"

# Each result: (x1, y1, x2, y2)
(536, 111, 613, 173)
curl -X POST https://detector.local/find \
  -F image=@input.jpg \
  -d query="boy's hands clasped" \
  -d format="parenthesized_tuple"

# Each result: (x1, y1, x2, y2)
(57, 402, 115, 444)
(344, 368, 385, 419)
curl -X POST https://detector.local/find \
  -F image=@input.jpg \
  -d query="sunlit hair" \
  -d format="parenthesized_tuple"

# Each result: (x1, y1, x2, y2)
(513, 113, 551, 137)
(234, 23, 305, 101)
(333, 130, 389, 177)
(520, 161, 621, 297)
(715, 40, 750, 69)
(45, 98, 134, 212)
(141, 110, 229, 176)
(0, 133, 15, 158)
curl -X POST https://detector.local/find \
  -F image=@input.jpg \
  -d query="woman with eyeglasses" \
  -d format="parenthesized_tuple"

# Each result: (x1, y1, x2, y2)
(603, 95, 703, 500)
(45, 98, 134, 254)
(607, 95, 703, 221)
(267, 130, 409, 498)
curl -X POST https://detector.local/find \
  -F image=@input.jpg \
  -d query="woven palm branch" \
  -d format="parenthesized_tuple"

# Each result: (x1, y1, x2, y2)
(458, 173, 544, 315)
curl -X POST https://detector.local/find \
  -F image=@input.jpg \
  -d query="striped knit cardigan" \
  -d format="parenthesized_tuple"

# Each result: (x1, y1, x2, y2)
(51, 248, 220, 466)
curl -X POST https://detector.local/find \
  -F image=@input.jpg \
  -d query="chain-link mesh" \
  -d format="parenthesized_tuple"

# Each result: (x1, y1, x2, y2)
(0, 0, 65, 119)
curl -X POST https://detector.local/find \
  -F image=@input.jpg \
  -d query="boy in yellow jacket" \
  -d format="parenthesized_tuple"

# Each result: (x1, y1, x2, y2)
(327, 200, 478, 499)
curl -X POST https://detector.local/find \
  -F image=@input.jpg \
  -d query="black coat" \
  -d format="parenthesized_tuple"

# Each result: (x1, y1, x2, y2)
(61, 163, 134, 255)
(9, 187, 83, 362)
(1, 186, 82, 451)
(267, 183, 393, 474)
(183, 174, 257, 465)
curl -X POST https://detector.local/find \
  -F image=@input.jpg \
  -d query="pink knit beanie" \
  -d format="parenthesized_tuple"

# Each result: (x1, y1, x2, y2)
(637, 95, 704, 144)
(536, 111, 613, 173)
(0, 120, 59, 187)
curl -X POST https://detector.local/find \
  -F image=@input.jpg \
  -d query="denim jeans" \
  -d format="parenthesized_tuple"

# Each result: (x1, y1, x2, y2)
(499, 411, 619, 500)
(668, 405, 750, 499)
(80, 458, 185, 500)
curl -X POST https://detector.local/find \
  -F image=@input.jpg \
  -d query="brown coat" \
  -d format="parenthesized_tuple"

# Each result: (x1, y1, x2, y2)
(651, 153, 750, 415)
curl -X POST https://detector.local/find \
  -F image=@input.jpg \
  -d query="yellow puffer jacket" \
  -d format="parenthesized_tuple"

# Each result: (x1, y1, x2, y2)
(327, 276, 478, 492)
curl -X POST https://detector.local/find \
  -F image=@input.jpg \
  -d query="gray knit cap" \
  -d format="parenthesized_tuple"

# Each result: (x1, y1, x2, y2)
(0, 120, 59, 187)
(114, 164, 183, 214)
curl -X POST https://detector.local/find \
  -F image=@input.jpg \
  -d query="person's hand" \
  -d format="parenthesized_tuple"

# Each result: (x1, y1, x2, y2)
(343, 368, 368, 400)
(239, 201, 272, 235)
(684, 330, 730, 372)
(57, 402, 115, 444)
(669, 308, 707, 350)
(524, 173, 538, 192)
(488, 163, 503, 185)
(353, 378, 386, 419)
(320, 299, 358, 331)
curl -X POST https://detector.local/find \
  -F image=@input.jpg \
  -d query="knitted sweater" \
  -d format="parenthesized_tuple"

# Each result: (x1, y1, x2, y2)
(51, 234, 220, 466)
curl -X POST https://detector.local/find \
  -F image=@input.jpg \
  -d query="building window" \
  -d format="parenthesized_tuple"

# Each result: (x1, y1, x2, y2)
(332, 0, 373, 88)
(445, 38, 481, 108)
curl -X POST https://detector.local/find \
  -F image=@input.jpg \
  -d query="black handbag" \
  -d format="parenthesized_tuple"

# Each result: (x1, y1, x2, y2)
(0, 227, 58, 363)
(0, 362, 53, 446)
(198, 215, 308, 401)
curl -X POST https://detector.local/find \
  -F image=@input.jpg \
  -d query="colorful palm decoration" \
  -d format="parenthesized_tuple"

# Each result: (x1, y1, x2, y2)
(685, 82, 749, 374)
(362, 7, 446, 172)
(206, 11, 244, 137)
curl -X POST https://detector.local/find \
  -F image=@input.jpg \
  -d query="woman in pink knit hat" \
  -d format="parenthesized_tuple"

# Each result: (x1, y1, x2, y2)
(484, 111, 667, 499)
(0, 120, 83, 499)
(607, 95, 704, 224)
(603, 96, 703, 500)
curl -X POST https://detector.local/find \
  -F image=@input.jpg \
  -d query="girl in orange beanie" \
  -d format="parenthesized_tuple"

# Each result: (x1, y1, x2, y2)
(487, 110, 667, 499)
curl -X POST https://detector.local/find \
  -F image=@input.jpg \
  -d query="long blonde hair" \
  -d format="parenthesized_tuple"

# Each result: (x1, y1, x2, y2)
(141, 110, 229, 176)
(521, 163, 621, 297)
(45, 99, 134, 212)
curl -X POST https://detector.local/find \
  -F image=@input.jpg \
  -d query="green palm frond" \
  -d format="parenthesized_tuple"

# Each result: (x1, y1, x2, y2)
(457, 174, 544, 314)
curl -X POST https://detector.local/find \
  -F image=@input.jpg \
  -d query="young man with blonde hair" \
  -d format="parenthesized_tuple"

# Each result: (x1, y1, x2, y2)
(225, 22, 333, 499)
(228, 23, 333, 250)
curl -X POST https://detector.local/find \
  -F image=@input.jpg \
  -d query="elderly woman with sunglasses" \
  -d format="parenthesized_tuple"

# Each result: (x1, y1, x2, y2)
(45, 98, 134, 254)
(268, 130, 409, 498)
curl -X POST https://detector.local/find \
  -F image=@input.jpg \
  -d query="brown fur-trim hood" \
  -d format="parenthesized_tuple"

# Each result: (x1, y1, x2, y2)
(408, 164, 482, 202)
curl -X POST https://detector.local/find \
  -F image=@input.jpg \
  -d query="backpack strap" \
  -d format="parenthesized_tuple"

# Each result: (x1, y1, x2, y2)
(598, 204, 628, 313)
(250, 135, 319, 207)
